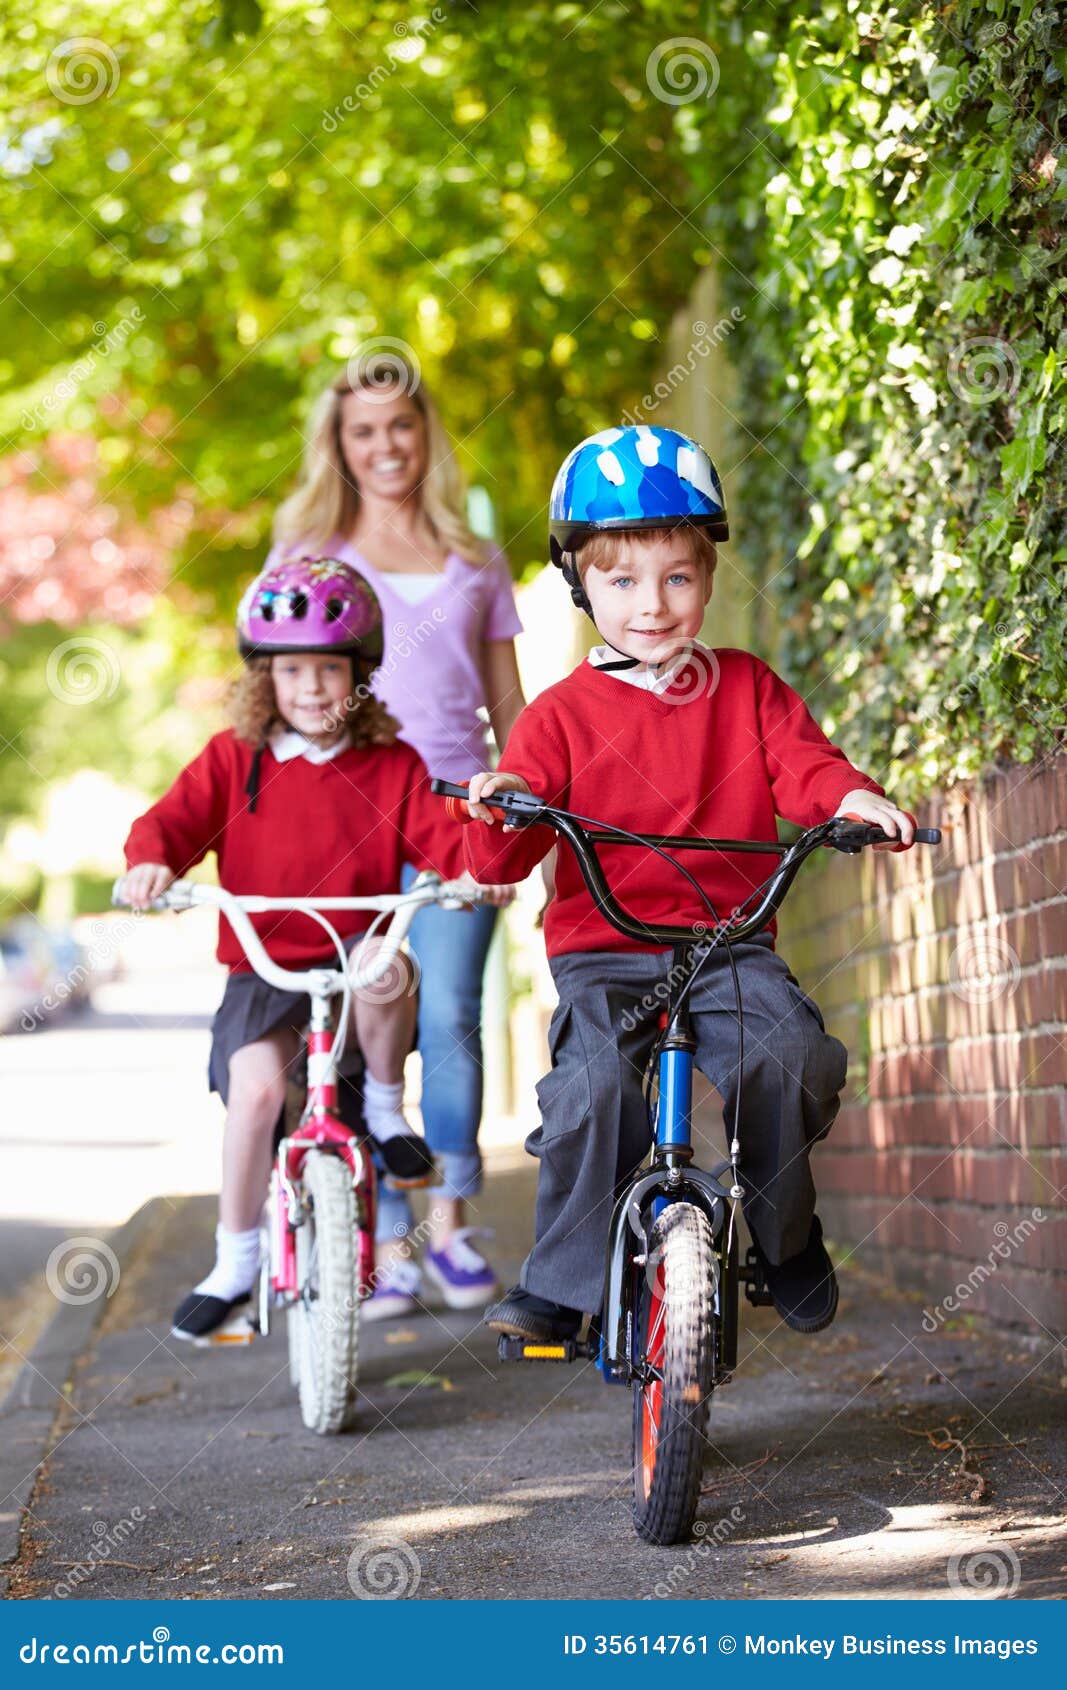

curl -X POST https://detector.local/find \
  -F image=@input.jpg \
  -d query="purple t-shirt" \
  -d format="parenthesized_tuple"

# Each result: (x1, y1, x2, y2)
(265, 538, 523, 780)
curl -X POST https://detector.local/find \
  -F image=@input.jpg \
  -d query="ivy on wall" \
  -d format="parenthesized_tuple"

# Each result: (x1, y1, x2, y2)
(687, 0, 1066, 797)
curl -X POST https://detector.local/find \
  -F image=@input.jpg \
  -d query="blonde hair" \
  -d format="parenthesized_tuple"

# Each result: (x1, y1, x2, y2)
(273, 357, 489, 565)
(229, 656, 399, 749)
(577, 525, 718, 580)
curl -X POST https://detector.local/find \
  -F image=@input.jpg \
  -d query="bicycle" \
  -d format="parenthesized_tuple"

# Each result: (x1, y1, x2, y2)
(112, 870, 491, 1436)
(431, 777, 940, 1544)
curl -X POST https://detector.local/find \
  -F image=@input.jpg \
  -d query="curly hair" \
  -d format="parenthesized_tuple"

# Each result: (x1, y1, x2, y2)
(228, 655, 400, 749)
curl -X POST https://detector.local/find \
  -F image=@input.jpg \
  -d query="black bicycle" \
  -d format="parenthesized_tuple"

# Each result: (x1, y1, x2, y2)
(433, 778, 940, 1544)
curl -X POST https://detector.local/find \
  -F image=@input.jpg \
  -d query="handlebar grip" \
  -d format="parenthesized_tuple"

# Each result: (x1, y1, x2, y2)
(915, 828, 941, 845)
(431, 778, 477, 826)
(430, 775, 546, 828)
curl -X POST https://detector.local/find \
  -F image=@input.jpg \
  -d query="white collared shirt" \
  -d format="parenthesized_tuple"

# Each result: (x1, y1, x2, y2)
(587, 640, 713, 695)
(269, 725, 352, 765)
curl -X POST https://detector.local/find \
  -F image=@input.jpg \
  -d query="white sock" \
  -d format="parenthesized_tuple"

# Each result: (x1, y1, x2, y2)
(363, 1075, 414, 1142)
(194, 1223, 261, 1302)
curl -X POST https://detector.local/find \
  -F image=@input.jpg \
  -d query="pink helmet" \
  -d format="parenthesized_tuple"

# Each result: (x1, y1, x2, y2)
(236, 556, 384, 663)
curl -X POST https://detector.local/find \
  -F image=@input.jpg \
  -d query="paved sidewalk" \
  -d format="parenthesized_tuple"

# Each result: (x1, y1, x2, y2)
(4, 1160, 1065, 1602)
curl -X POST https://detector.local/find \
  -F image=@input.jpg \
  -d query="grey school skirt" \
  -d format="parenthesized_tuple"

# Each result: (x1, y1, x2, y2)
(207, 973, 315, 1105)
(208, 932, 367, 1103)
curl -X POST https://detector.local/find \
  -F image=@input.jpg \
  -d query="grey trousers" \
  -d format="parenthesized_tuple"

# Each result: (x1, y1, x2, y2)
(520, 937, 849, 1314)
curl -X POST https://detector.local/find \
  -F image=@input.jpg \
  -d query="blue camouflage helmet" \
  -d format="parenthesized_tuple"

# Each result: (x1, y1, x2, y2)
(547, 425, 729, 615)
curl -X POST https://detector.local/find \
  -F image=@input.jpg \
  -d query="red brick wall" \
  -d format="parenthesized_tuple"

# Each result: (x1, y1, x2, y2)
(776, 752, 1066, 1337)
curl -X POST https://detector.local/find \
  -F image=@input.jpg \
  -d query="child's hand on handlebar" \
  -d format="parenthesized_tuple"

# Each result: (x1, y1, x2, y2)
(119, 863, 174, 908)
(448, 870, 516, 908)
(835, 790, 916, 851)
(466, 770, 532, 829)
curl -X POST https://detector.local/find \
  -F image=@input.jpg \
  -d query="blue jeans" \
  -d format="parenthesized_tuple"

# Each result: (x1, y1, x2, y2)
(375, 862, 498, 1242)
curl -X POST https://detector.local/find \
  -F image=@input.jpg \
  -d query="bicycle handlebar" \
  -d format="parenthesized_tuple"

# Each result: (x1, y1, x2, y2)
(430, 778, 942, 948)
(111, 873, 494, 995)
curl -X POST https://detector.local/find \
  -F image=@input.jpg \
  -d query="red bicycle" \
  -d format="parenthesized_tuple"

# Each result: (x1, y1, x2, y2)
(113, 871, 490, 1435)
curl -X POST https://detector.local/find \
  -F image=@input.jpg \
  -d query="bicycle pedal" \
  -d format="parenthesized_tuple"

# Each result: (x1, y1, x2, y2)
(742, 1246, 777, 1309)
(497, 1334, 589, 1363)
(206, 1313, 258, 1346)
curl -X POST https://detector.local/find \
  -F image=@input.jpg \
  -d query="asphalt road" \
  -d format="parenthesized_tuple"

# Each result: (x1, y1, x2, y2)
(2, 913, 1064, 1601)
(5, 1168, 1066, 1603)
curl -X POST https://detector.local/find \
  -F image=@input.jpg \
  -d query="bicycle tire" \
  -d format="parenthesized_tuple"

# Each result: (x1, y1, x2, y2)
(291, 1150, 360, 1435)
(632, 1201, 716, 1544)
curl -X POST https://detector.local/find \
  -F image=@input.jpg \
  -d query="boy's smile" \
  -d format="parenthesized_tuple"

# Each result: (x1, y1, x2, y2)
(581, 533, 713, 668)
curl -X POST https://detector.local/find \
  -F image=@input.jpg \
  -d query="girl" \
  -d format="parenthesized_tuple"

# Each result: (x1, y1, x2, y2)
(121, 557, 481, 1340)
(268, 356, 525, 1319)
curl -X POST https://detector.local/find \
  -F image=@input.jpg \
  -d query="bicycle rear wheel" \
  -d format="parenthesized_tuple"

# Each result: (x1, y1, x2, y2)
(632, 1201, 716, 1544)
(289, 1150, 360, 1435)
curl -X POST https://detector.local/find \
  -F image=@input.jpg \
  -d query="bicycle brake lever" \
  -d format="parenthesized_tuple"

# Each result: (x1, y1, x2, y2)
(493, 790, 550, 827)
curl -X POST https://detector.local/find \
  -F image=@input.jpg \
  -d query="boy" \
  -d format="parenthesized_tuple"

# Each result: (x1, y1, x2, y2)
(463, 425, 914, 1341)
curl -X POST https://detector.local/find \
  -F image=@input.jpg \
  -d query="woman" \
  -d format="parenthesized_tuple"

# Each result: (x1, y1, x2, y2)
(270, 355, 525, 1318)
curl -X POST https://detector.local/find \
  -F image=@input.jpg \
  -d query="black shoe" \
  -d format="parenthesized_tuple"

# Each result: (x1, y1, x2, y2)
(171, 1289, 251, 1342)
(757, 1215, 838, 1333)
(484, 1284, 583, 1342)
(371, 1133, 438, 1187)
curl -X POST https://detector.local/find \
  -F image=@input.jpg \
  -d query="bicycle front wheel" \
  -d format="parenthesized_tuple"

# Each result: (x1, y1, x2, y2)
(632, 1201, 716, 1544)
(290, 1150, 360, 1435)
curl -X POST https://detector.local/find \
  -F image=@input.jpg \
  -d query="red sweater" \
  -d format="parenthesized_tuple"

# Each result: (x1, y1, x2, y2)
(464, 648, 883, 957)
(125, 731, 465, 972)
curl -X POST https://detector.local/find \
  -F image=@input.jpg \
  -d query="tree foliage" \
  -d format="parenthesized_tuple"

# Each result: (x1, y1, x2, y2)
(685, 0, 1066, 795)
(0, 0, 1063, 831)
